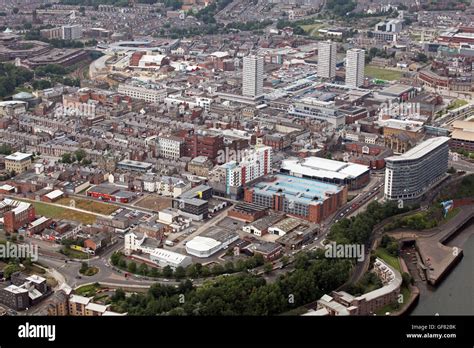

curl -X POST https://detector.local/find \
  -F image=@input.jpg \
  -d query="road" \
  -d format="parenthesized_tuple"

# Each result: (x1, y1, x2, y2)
(449, 156, 474, 173)
(89, 54, 110, 79)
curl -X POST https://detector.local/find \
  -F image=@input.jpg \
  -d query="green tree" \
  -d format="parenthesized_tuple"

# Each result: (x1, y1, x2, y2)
(118, 259, 127, 268)
(211, 263, 224, 275)
(174, 266, 185, 279)
(128, 261, 137, 273)
(185, 264, 198, 278)
(80, 262, 88, 273)
(162, 265, 173, 278)
(263, 262, 273, 273)
(74, 149, 87, 163)
(149, 267, 160, 278)
(402, 272, 413, 287)
(110, 252, 121, 266)
(223, 261, 234, 273)
(138, 263, 148, 276)
(61, 153, 72, 164)
(111, 288, 126, 302)
(3, 263, 21, 279)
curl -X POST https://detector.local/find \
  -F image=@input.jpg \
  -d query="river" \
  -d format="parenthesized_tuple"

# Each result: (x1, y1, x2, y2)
(411, 223, 474, 315)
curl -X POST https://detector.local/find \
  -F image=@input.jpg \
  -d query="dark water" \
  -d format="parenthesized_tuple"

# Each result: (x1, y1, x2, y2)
(411, 232, 474, 315)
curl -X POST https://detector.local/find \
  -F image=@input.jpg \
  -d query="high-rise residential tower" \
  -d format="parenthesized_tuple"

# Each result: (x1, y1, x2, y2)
(317, 41, 337, 79)
(345, 48, 365, 87)
(242, 55, 264, 98)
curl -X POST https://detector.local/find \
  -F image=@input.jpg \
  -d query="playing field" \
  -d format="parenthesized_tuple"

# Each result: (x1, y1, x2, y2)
(28, 201, 97, 225)
(365, 65, 403, 81)
(56, 197, 118, 215)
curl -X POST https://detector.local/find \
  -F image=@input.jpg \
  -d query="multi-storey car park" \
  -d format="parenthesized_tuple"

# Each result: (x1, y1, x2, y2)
(244, 174, 347, 224)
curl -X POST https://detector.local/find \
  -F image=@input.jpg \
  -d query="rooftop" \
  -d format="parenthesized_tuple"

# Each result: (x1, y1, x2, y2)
(281, 157, 369, 181)
(386, 136, 450, 162)
(185, 236, 221, 252)
(5, 152, 32, 162)
(252, 174, 343, 205)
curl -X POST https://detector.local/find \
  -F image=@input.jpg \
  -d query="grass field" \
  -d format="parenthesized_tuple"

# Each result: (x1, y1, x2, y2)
(75, 283, 101, 297)
(300, 22, 326, 37)
(56, 197, 118, 215)
(447, 99, 468, 110)
(375, 247, 402, 273)
(365, 65, 403, 81)
(62, 248, 90, 259)
(27, 201, 97, 225)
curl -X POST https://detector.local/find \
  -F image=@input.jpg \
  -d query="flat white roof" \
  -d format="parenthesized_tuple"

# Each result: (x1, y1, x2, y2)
(44, 189, 64, 200)
(30, 216, 50, 228)
(69, 294, 91, 305)
(5, 152, 32, 162)
(5, 285, 28, 294)
(185, 236, 221, 252)
(26, 274, 46, 284)
(148, 248, 190, 263)
(0, 198, 31, 215)
(302, 308, 330, 316)
(85, 302, 109, 313)
(378, 119, 424, 132)
(103, 311, 127, 316)
(386, 136, 450, 162)
(281, 157, 369, 181)
(0, 184, 15, 191)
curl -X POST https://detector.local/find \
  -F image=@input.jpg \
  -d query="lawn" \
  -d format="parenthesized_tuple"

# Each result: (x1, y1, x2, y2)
(375, 286, 411, 315)
(300, 22, 326, 37)
(62, 248, 90, 260)
(365, 65, 403, 81)
(80, 266, 99, 276)
(75, 283, 101, 297)
(375, 247, 402, 273)
(56, 197, 118, 215)
(25, 200, 97, 225)
(447, 99, 468, 110)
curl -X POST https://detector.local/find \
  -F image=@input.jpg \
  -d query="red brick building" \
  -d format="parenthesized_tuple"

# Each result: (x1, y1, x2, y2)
(227, 202, 268, 222)
(1, 199, 36, 233)
(183, 133, 224, 162)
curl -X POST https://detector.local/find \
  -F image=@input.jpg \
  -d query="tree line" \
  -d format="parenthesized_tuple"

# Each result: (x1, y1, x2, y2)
(110, 249, 351, 315)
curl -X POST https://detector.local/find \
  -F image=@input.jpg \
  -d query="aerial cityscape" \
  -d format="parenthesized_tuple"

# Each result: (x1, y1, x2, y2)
(0, 0, 473, 336)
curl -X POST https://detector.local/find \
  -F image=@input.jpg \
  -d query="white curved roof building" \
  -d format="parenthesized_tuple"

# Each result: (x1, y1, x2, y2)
(185, 236, 222, 258)
(185, 228, 239, 258)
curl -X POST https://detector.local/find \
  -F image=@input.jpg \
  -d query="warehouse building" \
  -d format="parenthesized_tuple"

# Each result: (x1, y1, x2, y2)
(185, 227, 239, 258)
(124, 230, 192, 269)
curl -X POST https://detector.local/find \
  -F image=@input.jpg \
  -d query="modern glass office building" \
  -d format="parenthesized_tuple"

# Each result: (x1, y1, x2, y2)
(384, 137, 450, 202)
